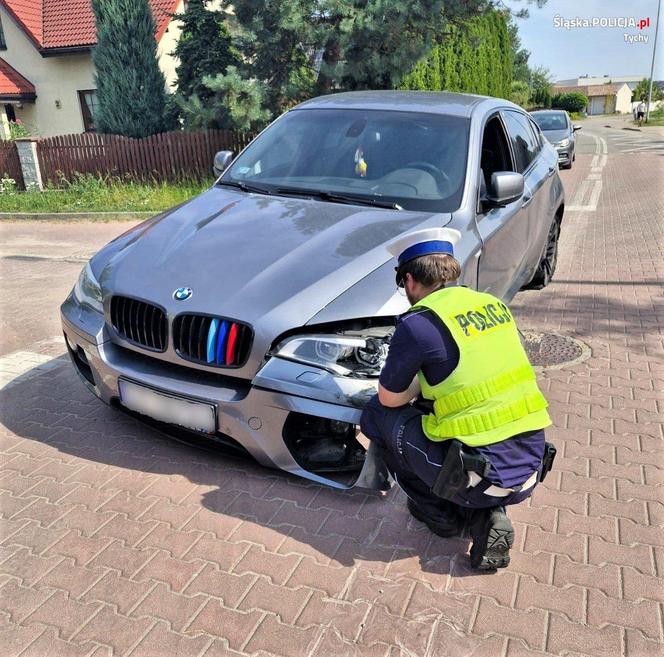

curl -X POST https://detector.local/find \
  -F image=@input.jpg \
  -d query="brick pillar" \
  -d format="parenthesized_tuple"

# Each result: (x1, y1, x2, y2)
(15, 138, 44, 191)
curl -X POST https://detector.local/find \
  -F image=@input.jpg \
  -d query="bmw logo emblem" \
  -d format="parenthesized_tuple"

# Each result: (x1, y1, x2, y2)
(173, 287, 193, 301)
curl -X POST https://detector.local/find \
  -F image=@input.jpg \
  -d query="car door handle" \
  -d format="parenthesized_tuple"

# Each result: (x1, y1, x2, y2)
(522, 195, 533, 208)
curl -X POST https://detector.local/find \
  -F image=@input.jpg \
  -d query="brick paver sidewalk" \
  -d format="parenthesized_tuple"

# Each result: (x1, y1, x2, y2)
(0, 148, 662, 656)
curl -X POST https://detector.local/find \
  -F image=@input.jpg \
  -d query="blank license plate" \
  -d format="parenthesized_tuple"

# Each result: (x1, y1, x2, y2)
(118, 380, 216, 434)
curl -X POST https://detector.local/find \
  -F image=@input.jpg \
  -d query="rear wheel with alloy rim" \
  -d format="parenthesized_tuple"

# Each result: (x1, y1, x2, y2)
(522, 219, 560, 290)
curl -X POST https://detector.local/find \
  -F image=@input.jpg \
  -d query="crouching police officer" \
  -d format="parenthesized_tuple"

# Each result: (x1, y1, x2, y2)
(360, 228, 556, 571)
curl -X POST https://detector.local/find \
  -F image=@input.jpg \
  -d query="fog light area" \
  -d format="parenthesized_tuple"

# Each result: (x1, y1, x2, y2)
(283, 412, 367, 480)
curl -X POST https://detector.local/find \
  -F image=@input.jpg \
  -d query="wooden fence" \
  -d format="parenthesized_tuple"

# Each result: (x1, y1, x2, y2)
(35, 129, 255, 186)
(0, 141, 25, 190)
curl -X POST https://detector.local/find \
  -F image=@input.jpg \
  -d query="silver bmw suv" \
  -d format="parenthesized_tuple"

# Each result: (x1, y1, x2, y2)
(61, 91, 564, 490)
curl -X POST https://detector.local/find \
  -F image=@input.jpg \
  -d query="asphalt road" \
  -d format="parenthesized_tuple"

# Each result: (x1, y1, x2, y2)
(575, 114, 664, 155)
(0, 222, 139, 357)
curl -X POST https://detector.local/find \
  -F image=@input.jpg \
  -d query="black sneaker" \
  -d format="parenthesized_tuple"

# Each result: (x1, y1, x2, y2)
(469, 506, 514, 571)
(407, 498, 462, 538)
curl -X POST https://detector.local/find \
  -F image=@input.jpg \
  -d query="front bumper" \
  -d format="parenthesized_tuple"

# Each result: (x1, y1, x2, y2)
(555, 145, 572, 165)
(61, 293, 390, 490)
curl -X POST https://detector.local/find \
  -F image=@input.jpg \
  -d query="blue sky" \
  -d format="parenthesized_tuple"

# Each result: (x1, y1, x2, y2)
(502, 0, 663, 81)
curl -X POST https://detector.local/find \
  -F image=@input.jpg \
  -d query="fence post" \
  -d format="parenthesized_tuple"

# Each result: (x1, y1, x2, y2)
(14, 138, 44, 191)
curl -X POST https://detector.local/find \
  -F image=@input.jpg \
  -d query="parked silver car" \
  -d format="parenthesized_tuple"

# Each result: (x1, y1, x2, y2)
(61, 91, 564, 490)
(530, 109, 581, 169)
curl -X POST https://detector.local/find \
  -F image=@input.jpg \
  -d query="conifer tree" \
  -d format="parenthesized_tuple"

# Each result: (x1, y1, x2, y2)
(399, 9, 513, 100)
(225, 0, 491, 116)
(92, 0, 168, 137)
(172, 0, 238, 101)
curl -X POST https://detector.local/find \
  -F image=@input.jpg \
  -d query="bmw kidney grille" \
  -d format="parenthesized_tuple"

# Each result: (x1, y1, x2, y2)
(173, 314, 252, 368)
(110, 296, 167, 352)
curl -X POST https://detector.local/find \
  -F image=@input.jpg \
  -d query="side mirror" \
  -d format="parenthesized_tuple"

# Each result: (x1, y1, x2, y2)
(573, 125, 582, 131)
(485, 171, 524, 208)
(213, 150, 234, 177)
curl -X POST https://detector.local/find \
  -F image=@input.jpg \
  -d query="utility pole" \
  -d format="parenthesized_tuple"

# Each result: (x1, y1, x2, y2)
(646, 0, 662, 122)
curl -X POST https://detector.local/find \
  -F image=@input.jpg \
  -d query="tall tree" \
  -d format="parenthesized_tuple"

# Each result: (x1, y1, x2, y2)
(400, 9, 513, 100)
(178, 66, 271, 132)
(92, 0, 168, 137)
(510, 80, 530, 107)
(172, 0, 238, 101)
(315, 0, 493, 93)
(632, 78, 662, 102)
(226, 0, 318, 116)
(224, 0, 492, 116)
(529, 65, 553, 108)
(506, 13, 531, 83)
(188, 0, 547, 126)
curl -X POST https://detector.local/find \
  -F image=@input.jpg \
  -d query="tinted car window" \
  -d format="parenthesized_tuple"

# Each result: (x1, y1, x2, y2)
(529, 118, 546, 148)
(503, 110, 541, 172)
(532, 112, 568, 131)
(223, 109, 471, 212)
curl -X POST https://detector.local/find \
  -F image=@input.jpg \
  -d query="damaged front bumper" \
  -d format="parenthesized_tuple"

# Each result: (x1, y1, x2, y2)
(61, 293, 390, 490)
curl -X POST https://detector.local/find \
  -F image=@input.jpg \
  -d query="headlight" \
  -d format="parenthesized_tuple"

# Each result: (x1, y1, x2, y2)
(557, 138, 570, 148)
(274, 326, 394, 378)
(73, 262, 103, 313)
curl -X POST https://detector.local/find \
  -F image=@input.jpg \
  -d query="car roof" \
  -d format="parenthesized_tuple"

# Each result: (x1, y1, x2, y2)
(294, 90, 516, 118)
(530, 110, 568, 115)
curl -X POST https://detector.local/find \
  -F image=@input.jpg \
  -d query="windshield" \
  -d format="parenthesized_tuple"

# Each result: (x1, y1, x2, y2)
(532, 113, 568, 131)
(221, 108, 470, 212)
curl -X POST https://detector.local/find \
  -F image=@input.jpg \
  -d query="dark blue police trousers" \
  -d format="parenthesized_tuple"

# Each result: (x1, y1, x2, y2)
(360, 395, 537, 522)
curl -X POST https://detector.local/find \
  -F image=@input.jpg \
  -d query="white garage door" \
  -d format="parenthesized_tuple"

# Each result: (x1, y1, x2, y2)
(589, 96, 605, 115)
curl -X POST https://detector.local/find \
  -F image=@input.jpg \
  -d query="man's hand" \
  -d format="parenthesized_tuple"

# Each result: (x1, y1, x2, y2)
(378, 376, 421, 408)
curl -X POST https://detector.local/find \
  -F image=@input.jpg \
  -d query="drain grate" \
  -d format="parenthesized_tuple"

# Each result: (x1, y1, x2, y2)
(520, 330, 591, 369)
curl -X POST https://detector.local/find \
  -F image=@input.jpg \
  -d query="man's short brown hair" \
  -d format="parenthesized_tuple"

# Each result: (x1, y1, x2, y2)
(398, 253, 461, 288)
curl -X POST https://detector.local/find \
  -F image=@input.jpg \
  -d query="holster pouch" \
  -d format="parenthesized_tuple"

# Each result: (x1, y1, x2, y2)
(539, 441, 557, 482)
(431, 440, 491, 501)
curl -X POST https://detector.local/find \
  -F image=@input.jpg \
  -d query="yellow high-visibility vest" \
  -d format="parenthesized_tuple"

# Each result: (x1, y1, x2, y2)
(411, 286, 551, 446)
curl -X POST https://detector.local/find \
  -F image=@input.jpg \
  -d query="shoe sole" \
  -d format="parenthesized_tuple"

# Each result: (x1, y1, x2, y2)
(471, 513, 514, 571)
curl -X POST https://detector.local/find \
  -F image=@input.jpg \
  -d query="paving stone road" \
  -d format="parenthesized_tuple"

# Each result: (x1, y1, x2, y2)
(0, 124, 662, 656)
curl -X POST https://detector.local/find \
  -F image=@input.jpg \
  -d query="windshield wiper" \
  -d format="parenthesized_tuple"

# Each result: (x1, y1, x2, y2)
(216, 180, 272, 195)
(276, 187, 402, 210)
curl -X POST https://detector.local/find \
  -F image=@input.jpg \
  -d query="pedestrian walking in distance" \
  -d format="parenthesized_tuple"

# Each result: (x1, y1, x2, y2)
(361, 228, 556, 570)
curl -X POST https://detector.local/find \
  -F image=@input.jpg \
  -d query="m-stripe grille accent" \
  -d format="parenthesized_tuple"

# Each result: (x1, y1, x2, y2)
(110, 296, 167, 352)
(173, 314, 252, 367)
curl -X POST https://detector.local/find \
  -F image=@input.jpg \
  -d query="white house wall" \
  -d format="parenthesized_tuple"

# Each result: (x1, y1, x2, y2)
(157, 0, 185, 92)
(615, 84, 633, 113)
(1, 4, 95, 137)
(1, 0, 190, 137)
(157, 0, 226, 91)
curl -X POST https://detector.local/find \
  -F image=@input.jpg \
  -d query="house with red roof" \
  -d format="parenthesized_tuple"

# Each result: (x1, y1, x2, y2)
(551, 82, 633, 116)
(0, 0, 185, 138)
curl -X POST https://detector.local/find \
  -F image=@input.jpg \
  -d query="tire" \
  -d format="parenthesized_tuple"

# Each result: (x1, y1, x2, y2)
(561, 161, 572, 169)
(522, 219, 560, 290)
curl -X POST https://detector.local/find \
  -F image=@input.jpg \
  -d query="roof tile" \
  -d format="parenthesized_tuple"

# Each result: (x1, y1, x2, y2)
(553, 83, 627, 97)
(0, 56, 36, 97)
(2, 0, 178, 49)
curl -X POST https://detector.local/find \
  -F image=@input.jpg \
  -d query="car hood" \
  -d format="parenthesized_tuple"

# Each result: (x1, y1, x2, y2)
(542, 128, 570, 144)
(97, 186, 451, 373)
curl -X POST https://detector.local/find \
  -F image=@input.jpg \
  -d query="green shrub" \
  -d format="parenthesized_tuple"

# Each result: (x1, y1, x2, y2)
(552, 92, 588, 113)
(510, 80, 530, 108)
(400, 10, 513, 99)
(8, 119, 31, 139)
